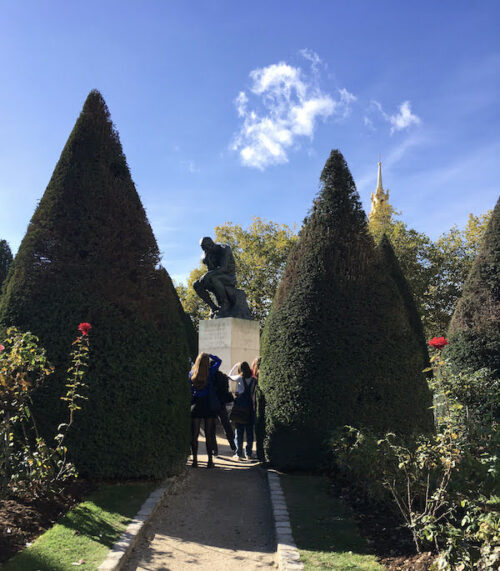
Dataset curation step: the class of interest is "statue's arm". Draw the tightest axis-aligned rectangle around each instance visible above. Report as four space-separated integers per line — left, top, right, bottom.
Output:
204 248 231 276
216 248 232 273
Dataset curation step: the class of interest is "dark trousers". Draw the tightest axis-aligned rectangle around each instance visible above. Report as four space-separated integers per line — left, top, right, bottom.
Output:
211 405 236 454
235 422 254 457
191 417 215 467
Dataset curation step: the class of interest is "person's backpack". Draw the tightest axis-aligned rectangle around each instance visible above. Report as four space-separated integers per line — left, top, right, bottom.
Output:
230 377 256 424
214 370 234 404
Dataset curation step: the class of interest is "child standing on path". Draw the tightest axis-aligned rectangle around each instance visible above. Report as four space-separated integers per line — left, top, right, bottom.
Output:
229 361 257 460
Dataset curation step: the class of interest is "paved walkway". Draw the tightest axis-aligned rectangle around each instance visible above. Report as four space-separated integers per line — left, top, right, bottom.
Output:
123 437 276 570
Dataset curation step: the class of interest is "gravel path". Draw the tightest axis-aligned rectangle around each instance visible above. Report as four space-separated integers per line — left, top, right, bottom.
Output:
123 437 276 570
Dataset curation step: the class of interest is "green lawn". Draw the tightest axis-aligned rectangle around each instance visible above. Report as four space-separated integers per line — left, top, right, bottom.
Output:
280 474 385 570
4 482 157 571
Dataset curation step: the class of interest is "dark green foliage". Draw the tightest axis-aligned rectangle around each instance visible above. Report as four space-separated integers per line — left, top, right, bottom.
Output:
0 90 190 478
158 266 197 360
377 235 429 358
182 311 198 361
0 240 13 291
259 150 433 470
447 196 500 379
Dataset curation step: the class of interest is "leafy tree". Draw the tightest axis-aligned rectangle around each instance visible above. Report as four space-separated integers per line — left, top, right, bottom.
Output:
259 150 433 470
368 200 400 244
0 240 13 290
429 212 492 336
177 217 297 328
385 222 435 319
369 208 491 338
0 90 190 479
176 266 210 327
446 196 500 379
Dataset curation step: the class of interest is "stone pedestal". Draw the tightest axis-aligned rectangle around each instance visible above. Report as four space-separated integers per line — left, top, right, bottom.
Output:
198 318 260 375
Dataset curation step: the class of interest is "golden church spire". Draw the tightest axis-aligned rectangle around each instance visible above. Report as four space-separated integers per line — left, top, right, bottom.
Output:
369 161 390 220
376 160 383 192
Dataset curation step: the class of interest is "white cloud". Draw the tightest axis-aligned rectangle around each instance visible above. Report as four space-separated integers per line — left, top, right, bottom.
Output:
389 101 421 133
371 99 421 134
338 88 357 118
235 92 248 117
299 48 322 73
232 54 355 169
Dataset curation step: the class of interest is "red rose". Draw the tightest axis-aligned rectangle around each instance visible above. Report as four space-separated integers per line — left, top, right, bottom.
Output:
0 344 4 352
78 323 92 336
428 337 448 350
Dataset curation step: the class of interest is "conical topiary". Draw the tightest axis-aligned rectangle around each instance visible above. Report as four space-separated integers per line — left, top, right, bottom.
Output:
0 90 190 478
259 150 433 470
377 234 429 358
447 196 500 378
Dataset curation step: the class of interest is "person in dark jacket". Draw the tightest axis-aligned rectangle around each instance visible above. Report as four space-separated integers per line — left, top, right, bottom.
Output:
189 352 221 468
210 370 236 456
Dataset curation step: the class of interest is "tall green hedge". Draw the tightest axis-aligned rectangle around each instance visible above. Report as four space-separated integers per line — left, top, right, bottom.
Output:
259 150 433 470
0 90 190 478
447 196 500 378
377 234 429 358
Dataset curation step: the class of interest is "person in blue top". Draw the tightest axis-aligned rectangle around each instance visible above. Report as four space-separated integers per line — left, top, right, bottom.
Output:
189 352 221 468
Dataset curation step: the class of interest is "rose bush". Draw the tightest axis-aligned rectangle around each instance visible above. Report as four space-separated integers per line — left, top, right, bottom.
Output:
429 337 449 351
77 322 92 336
0 324 90 497
330 338 499 569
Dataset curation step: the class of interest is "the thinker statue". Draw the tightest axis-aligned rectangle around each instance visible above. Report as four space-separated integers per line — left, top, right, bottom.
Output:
193 237 252 320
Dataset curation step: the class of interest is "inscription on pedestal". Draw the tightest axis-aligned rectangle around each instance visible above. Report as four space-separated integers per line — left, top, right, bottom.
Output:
200 320 231 348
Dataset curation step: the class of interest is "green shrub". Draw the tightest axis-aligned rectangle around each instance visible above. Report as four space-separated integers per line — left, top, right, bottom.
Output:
447 196 500 379
331 346 500 569
329 426 394 507
0 91 190 478
377 234 428 357
259 150 433 470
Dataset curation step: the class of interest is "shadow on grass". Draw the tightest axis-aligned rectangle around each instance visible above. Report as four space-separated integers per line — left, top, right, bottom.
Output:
4 482 156 571
63 483 154 546
280 473 384 570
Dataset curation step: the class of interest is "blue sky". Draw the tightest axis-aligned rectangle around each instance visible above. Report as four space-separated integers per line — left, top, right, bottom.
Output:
1 1 499 283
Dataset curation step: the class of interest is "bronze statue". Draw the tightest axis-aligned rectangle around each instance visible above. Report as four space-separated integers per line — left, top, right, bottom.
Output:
193 237 252 319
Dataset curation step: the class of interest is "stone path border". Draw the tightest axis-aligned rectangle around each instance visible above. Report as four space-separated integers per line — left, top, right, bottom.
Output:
97 465 302 570
97 472 185 571
267 470 304 570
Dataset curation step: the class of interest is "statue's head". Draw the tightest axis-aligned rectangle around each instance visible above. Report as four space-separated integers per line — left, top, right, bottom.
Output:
200 237 216 252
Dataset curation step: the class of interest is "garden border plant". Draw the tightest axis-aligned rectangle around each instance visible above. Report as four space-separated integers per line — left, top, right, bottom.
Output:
0 323 91 498
330 336 499 570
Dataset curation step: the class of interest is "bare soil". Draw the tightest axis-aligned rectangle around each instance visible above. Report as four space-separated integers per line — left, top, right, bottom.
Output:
334 485 437 570
0 479 96 564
